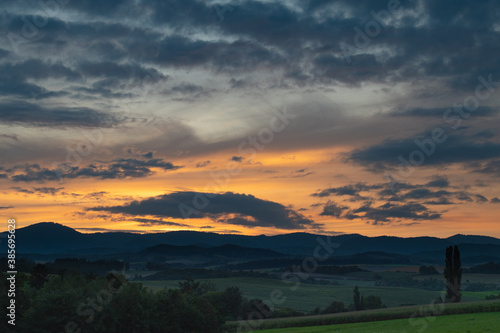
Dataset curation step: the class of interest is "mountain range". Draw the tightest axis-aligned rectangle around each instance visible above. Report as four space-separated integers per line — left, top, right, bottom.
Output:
3 222 500 266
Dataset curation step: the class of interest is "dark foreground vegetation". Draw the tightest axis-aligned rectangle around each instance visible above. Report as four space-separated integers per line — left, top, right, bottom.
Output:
1 271 241 333
3 267 499 333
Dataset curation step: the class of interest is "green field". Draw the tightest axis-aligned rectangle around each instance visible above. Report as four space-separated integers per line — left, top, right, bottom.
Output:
412 273 500 285
224 300 500 332
141 277 490 312
255 312 500 333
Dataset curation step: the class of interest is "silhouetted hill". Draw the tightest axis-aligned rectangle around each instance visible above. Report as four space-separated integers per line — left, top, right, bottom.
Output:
413 243 500 264
334 235 452 255
3 222 500 265
446 234 500 246
15 222 88 253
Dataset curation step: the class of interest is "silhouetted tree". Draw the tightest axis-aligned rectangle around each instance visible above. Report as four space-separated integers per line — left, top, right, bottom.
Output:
363 295 385 310
353 286 362 310
322 301 345 314
453 245 462 302
31 263 49 289
240 298 272 320
419 265 439 275
444 245 462 302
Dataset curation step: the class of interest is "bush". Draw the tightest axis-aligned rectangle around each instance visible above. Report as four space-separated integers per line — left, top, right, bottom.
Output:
363 295 385 310
485 294 500 300
419 265 439 275
321 301 346 314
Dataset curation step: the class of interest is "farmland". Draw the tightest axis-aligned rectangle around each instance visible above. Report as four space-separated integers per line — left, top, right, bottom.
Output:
141 274 500 312
254 311 500 333
223 300 500 332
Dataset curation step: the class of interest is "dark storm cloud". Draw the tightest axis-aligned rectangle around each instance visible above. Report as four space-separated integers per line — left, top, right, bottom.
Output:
0 100 119 128
320 201 348 217
32 187 65 195
314 176 490 223
90 191 321 230
200 0 499 88
230 156 243 162
84 191 108 199
157 35 282 72
397 188 489 204
11 186 67 195
0 49 9 58
312 183 383 199
0 59 79 99
425 177 450 188
161 83 213 100
77 61 165 82
0 80 66 100
0 59 81 81
401 189 453 200
0 0 498 104
472 159 500 176
195 160 211 168
141 152 154 159
11 187 35 194
475 194 489 203
349 131 500 171
345 201 441 224
390 106 500 118
8 158 182 182
64 0 132 17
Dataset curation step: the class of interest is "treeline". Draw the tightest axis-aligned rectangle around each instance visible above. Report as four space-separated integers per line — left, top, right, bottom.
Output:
465 262 500 274
223 254 418 270
0 257 128 275
139 267 271 280
0 271 280 333
311 286 386 316
375 277 444 291
314 265 368 275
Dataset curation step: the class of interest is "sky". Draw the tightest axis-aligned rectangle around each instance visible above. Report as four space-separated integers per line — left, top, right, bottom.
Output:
0 0 499 238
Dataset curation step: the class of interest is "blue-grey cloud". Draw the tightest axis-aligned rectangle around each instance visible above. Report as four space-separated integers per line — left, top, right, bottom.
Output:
0 100 119 128
314 176 490 223
345 201 441 224
320 201 348 217
8 157 181 182
390 106 500 118
90 191 322 230
195 160 211 168
349 131 500 172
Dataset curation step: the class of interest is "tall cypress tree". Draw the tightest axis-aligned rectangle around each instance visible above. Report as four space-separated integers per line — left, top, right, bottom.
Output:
453 245 462 302
353 286 361 310
444 245 462 302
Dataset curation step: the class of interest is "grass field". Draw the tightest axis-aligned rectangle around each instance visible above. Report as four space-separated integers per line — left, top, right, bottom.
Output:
141 277 490 312
224 300 500 332
255 311 500 333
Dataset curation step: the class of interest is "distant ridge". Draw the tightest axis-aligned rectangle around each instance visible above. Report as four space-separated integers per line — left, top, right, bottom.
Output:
3 222 500 265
